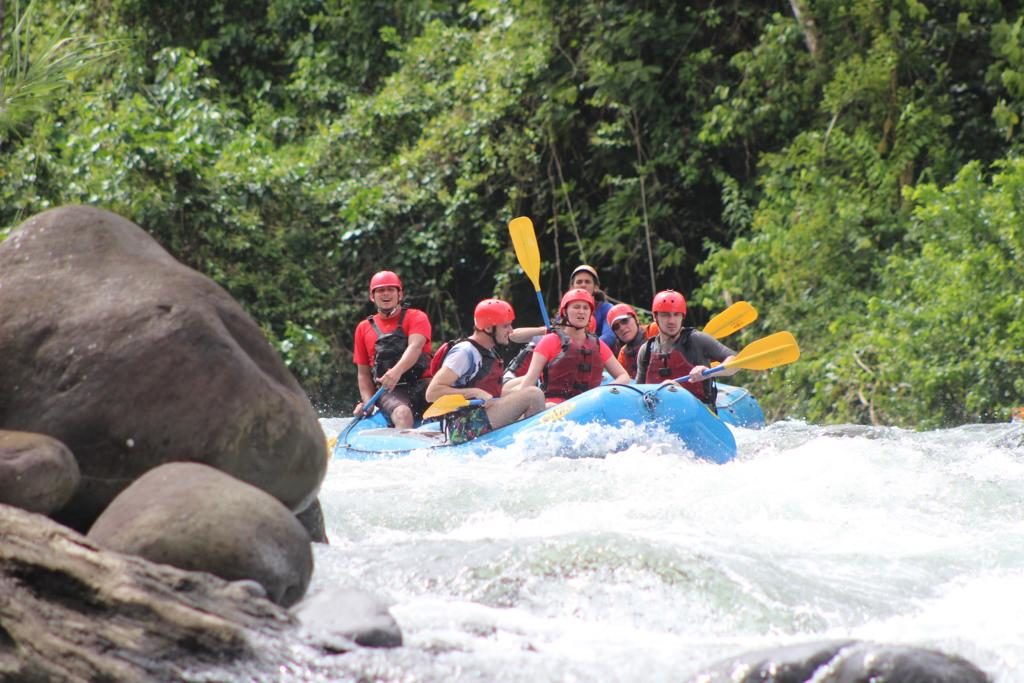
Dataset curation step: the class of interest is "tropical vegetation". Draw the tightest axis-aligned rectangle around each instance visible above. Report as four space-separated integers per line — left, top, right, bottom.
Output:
2 0 1023 426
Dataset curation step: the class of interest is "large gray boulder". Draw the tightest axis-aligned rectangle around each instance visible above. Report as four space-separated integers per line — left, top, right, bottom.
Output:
687 639 991 683
0 205 327 530
88 462 313 607
0 503 304 681
0 429 79 514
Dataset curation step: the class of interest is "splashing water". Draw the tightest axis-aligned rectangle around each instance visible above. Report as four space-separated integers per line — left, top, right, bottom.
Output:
285 419 1024 682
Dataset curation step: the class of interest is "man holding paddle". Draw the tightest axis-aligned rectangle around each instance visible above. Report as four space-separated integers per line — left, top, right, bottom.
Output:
425 298 546 444
636 290 738 409
352 270 432 429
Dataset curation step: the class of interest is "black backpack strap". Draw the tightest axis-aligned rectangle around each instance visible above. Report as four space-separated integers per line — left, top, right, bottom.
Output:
635 337 657 381
370 307 408 338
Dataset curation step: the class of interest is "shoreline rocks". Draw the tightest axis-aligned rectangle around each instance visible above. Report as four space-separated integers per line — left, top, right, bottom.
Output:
0 430 79 514
0 204 327 531
0 504 296 680
686 639 992 683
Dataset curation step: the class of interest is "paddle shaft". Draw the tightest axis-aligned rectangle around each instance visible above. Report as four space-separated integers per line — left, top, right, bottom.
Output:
339 385 389 443
675 365 729 383
362 385 387 414
534 292 551 329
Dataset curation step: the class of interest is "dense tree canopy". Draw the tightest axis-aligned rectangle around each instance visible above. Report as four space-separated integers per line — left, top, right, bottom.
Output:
3 0 1023 425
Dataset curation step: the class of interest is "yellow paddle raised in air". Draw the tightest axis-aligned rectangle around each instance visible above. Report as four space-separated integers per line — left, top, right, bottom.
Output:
703 301 757 340
508 216 552 329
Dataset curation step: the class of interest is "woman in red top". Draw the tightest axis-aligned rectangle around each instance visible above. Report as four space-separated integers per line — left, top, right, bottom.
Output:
517 289 630 407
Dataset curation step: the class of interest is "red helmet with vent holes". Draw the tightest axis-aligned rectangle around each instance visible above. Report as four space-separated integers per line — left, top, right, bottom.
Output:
652 290 686 315
606 303 638 328
559 288 595 318
368 271 403 299
474 298 515 329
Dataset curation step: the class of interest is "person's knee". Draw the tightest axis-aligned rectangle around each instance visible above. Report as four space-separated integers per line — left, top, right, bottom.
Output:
501 377 522 393
391 405 413 428
523 386 546 415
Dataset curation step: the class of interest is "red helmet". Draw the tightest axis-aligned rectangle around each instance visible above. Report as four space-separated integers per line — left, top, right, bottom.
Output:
474 298 515 329
606 303 638 328
652 290 687 315
368 270 403 299
559 288 595 318
570 264 600 286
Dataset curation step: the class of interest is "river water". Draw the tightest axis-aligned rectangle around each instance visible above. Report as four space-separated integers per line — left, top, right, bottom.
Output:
290 418 1024 682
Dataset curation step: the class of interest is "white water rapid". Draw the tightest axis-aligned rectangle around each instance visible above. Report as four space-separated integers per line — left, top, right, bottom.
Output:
287 418 1024 682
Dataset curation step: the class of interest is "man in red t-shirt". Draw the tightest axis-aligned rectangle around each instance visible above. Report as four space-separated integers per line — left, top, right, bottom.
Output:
352 271 432 429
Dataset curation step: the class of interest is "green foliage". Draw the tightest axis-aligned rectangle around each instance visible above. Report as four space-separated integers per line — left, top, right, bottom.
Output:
3 0 1024 422
861 160 1024 427
0 0 115 140
311 2 556 344
697 0 1020 424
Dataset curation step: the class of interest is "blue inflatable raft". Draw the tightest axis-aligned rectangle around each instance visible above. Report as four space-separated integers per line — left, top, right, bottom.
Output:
716 382 765 428
332 382 762 464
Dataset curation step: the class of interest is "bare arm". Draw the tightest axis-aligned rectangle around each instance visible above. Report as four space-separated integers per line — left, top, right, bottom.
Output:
354 364 376 415
603 355 630 384
424 366 492 402
510 326 547 344
512 349 549 392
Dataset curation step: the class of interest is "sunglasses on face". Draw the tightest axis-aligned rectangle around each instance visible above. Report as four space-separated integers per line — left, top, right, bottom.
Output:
612 319 631 332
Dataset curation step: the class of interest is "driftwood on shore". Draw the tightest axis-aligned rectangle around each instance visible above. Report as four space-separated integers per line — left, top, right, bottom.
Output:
0 504 298 681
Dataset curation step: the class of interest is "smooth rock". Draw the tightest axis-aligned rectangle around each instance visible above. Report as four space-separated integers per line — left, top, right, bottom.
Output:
0 429 79 514
686 639 991 683
296 496 329 544
88 462 313 607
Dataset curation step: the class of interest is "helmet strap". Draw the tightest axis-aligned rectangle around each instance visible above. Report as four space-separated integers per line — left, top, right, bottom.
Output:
564 316 590 331
486 326 504 345
472 326 501 348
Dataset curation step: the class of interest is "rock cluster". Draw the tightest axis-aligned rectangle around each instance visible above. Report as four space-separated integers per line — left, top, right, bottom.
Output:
0 206 403 675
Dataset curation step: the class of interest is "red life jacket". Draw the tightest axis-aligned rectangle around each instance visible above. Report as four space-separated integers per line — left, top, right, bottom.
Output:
543 330 604 400
617 333 646 379
637 330 710 403
429 338 504 397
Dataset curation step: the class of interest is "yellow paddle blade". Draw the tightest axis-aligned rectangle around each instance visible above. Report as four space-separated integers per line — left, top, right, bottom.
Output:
509 216 542 291
703 301 758 340
722 331 800 371
423 394 472 419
